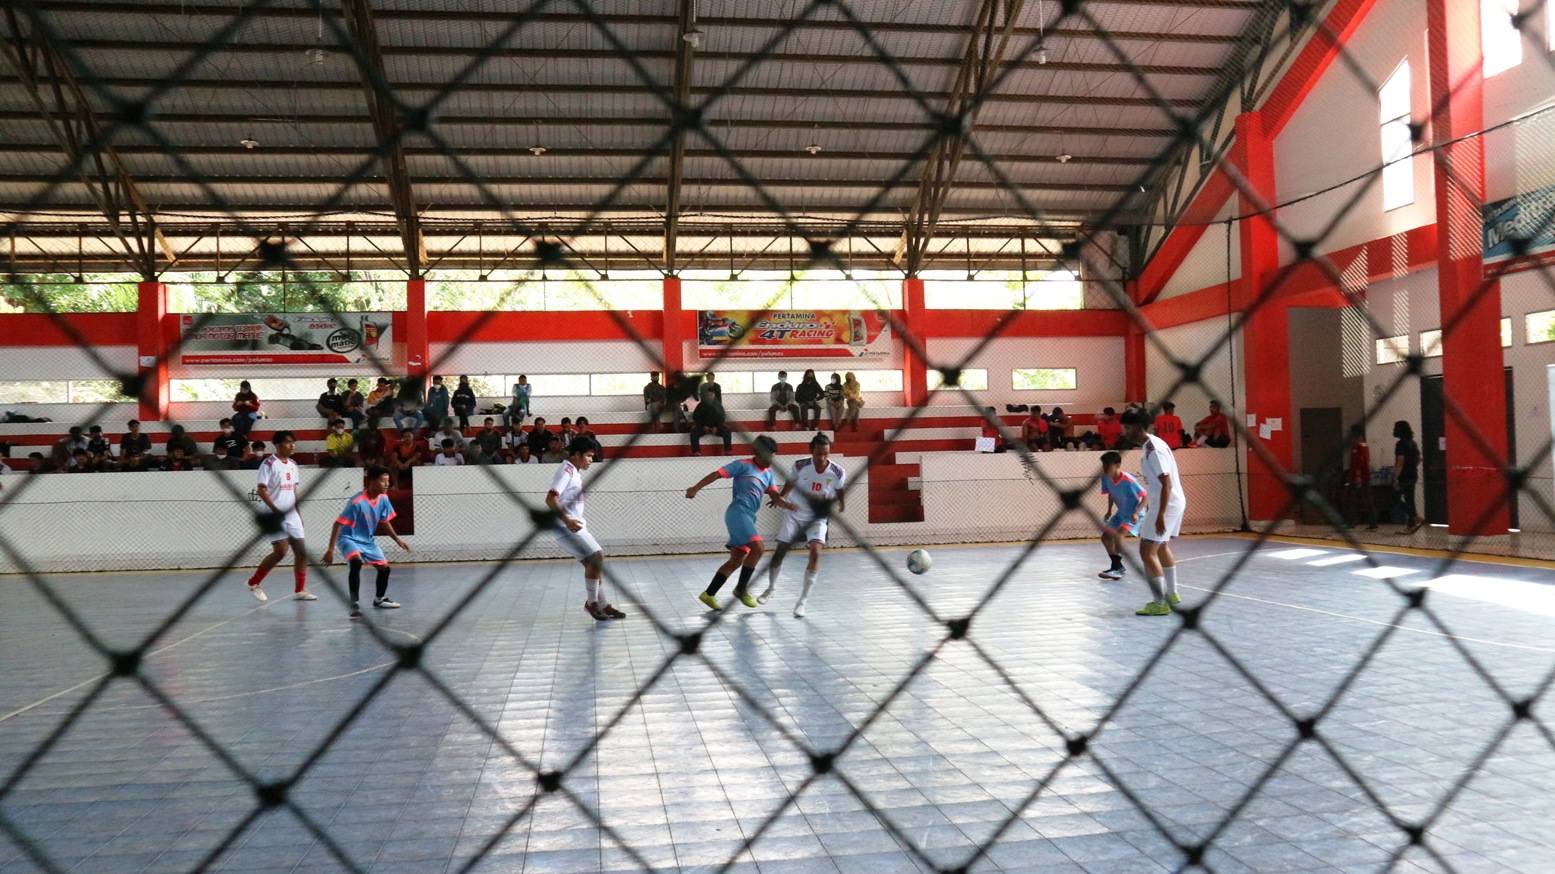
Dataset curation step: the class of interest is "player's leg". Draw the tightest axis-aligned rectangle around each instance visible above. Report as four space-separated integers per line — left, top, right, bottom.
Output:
700 546 747 610
372 564 397 609
759 541 791 604
589 552 625 618
347 558 364 617
793 539 823 618
247 537 289 600
290 535 315 599
731 538 765 607
1135 539 1170 615
1099 526 1125 579
1160 541 1179 606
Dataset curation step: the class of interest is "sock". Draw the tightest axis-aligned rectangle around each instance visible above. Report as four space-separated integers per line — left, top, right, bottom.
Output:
1147 576 1165 602
584 576 598 605
248 566 271 587
590 578 604 606
375 566 391 600
735 565 756 593
294 567 307 594
1109 552 1123 571
348 560 362 603
706 571 729 596
1164 566 1178 596
799 570 817 603
768 558 783 588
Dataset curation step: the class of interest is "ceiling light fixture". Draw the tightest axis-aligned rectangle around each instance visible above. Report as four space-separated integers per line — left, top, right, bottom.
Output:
682 28 703 47
1035 43 1049 64
805 142 822 155
240 136 258 149
306 47 328 66
1055 152 1071 163
528 120 546 156
1034 0 1049 64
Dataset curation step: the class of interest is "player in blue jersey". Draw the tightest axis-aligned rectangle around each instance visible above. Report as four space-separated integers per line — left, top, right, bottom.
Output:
1096 450 1147 580
323 465 410 618
685 435 796 610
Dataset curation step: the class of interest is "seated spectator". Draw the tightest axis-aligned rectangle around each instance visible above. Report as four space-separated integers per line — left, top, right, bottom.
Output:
526 417 552 457
53 426 89 470
239 441 266 470
316 378 345 423
431 418 464 450
26 451 56 474
575 416 603 461
165 424 200 463
231 380 260 439
1192 400 1233 448
356 419 386 468
425 374 451 431
511 441 539 464
795 369 823 430
341 379 366 428
367 377 395 423
824 372 845 431
467 441 495 465
506 375 532 426
979 407 1008 453
842 372 864 431
451 375 477 428
698 372 723 405
540 433 568 463
67 447 93 472
164 444 195 471
388 428 421 487
766 371 801 430
1047 407 1075 449
392 377 427 433
121 419 151 459
473 417 503 459
643 371 669 431
1087 407 1121 450
434 438 464 466
323 419 356 467
212 418 244 467
86 425 115 471
666 371 694 430
1153 401 1184 449
1021 407 1050 452
556 417 577 445
690 398 733 456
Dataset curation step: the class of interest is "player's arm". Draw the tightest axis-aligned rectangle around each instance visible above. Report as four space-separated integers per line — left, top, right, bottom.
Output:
380 519 410 552
546 490 583 532
685 470 721 499
322 518 345 564
1153 474 1172 534
256 483 281 514
767 485 797 511
1391 450 1404 487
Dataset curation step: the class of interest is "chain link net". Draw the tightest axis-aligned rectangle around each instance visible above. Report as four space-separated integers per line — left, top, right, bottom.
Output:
1 0 1553 872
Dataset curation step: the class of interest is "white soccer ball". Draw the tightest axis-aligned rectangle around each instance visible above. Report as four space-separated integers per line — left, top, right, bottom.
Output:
907 549 933 575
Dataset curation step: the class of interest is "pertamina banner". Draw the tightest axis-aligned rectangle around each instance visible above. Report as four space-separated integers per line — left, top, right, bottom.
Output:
180 313 392 365
697 310 892 359
1483 180 1555 276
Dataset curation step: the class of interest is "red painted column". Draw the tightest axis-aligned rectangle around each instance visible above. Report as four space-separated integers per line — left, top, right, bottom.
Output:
1235 110 1293 521
1427 0 1508 535
901 277 928 407
661 277 685 377
405 278 428 377
1124 280 1147 402
136 281 168 421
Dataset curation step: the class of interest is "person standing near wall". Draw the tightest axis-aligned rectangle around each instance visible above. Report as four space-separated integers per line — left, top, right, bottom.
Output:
1392 420 1424 535
1119 410 1187 616
1344 425 1378 530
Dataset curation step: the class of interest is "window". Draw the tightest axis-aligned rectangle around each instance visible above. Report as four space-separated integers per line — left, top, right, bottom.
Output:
928 369 989 391
428 270 660 312
1528 309 1555 343
1422 318 1513 356
1482 0 1522 77
1503 316 1513 347
1379 60 1414 211
852 371 904 393
1012 368 1078 391
0 380 134 404
921 270 1083 310
590 373 653 396
681 270 903 311
1376 335 1409 364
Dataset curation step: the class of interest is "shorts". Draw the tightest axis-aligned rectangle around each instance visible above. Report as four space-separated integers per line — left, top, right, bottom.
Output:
778 514 828 545
340 537 387 566
1140 503 1185 543
724 505 762 551
271 509 305 543
1104 512 1138 537
554 526 603 561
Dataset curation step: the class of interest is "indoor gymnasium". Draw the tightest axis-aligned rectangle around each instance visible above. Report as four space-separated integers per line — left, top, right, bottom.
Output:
0 1 1552 872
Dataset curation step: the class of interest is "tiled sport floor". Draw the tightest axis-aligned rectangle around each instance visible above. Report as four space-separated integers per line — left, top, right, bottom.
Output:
0 536 1551 874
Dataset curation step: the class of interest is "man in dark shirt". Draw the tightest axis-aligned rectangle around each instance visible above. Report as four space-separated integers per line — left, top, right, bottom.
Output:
644 371 669 430
526 417 553 457
1392 420 1423 534
690 398 733 456
341 379 366 428
316 378 345 423
212 418 245 468
121 419 152 458
473 417 503 458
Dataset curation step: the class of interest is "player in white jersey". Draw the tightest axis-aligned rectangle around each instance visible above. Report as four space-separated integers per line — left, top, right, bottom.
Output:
246 431 315 602
1120 410 1188 616
546 436 625 620
758 433 846 617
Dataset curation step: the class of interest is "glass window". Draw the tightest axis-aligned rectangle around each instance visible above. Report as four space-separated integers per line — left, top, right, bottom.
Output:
681 270 903 311
921 270 1083 310
685 371 756 394
1379 60 1414 211
853 371 904 393
1527 309 1555 344
928 369 989 391
0 275 139 313
1012 368 1078 390
1376 335 1409 364
591 373 654 396
1482 0 1522 77
428 270 660 312
0 381 70 404
1502 316 1512 347
1420 329 1443 358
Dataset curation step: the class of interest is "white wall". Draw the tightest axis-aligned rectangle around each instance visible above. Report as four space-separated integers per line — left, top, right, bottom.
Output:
924 336 1126 410
0 451 1245 574
1145 319 1246 426
1156 199 1240 301
1288 307 1368 473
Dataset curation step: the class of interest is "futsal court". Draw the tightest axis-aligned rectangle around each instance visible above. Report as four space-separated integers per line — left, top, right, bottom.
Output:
1 537 1550 874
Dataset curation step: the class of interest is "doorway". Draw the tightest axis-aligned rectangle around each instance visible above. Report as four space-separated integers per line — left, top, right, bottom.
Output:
1299 407 1345 523
1420 369 1516 527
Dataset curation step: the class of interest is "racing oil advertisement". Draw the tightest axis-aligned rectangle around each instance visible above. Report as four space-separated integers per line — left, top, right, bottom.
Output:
696 310 893 358
180 313 392 365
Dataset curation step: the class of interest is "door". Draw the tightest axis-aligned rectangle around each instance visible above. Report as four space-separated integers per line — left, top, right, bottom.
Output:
1299 407 1345 524
1420 369 1516 527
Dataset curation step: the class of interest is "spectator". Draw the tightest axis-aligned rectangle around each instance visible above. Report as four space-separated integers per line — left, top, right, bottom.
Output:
473 417 503 459
434 438 464 466
526 417 552 457
507 375 532 425
575 416 603 461
212 418 244 468
699 372 723 405
467 441 494 465
392 377 426 433
366 377 394 423
1344 424 1378 530
643 371 669 430
323 419 356 467
231 380 260 439
1047 407 1075 449
557 417 578 446
165 424 200 462
1021 406 1050 452
432 417 465 450
824 372 845 431
1392 420 1423 534
315 378 345 423
1153 401 1184 450
53 426 88 469
765 371 801 430
842 372 864 431
666 370 694 430
511 441 539 464
164 444 195 472
388 428 422 487
690 397 733 456
795 369 823 430
26 451 57 474
121 419 151 459
451 375 477 429
67 448 93 472
85 425 115 471
540 433 568 463
1192 400 1232 448
341 378 366 428
1093 407 1122 450
979 407 1007 452
425 375 451 431
239 441 266 470
356 418 386 468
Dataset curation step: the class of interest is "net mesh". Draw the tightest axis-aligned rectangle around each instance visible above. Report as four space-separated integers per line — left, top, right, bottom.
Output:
1 0 1553 872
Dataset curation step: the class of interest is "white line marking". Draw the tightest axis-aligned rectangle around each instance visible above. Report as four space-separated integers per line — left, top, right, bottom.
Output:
1267 548 1329 560
1351 566 1420 579
1309 555 1367 566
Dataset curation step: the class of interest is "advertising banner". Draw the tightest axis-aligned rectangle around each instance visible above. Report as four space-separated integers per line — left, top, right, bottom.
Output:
1483 181 1555 275
696 310 893 359
180 313 392 365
